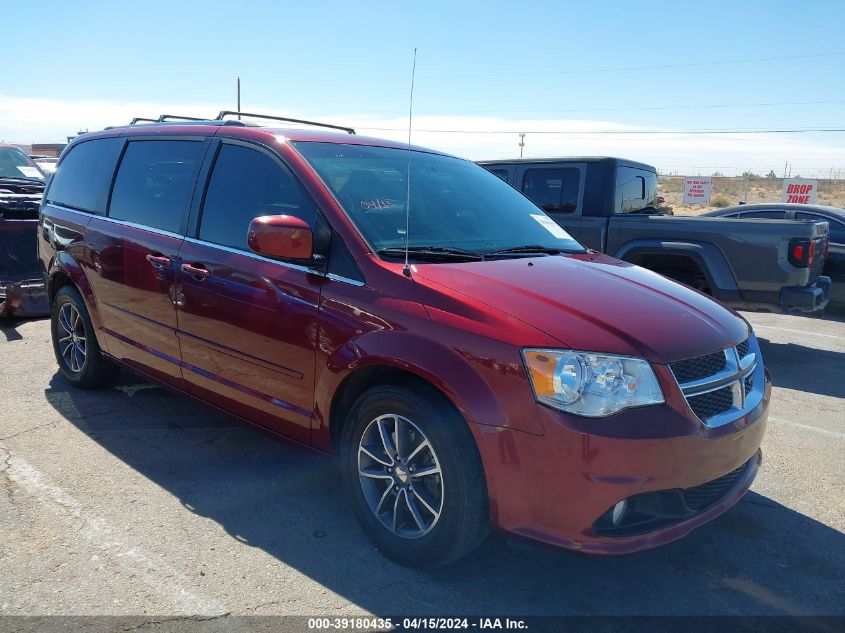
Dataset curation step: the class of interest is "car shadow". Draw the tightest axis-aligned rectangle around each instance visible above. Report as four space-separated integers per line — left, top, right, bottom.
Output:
44 372 845 616
757 337 845 399
743 308 845 323
792 309 845 323
820 305 845 320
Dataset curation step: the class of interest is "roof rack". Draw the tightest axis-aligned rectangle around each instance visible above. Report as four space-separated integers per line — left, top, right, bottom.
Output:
120 116 245 128
216 110 355 134
157 114 207 122
118 112 355 133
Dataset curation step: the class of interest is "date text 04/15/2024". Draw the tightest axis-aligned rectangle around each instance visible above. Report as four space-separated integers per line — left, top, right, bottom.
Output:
307 618 529 630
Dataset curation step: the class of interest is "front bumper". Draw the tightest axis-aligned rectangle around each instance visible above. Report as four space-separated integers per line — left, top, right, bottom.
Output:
472 370 770 554
779 275 830 313
0 279 50 318
590 451 759 540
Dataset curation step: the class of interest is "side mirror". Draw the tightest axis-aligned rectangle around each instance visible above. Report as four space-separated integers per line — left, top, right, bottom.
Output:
247 215 313 261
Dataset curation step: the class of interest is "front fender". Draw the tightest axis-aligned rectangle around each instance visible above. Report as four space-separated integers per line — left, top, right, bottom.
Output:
314 329 544 446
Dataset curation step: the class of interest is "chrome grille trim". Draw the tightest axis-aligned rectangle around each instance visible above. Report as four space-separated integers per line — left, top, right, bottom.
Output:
669 334 765 428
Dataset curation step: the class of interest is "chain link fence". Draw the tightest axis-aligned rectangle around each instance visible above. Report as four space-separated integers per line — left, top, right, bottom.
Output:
658 176 845 215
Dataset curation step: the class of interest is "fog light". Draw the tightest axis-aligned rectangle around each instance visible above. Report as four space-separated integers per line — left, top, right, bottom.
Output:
612 500 628 526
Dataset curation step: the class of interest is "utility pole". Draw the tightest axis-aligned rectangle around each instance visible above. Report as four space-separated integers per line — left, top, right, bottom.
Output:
519 133 525 158
237 76 241 120
743 168 751 203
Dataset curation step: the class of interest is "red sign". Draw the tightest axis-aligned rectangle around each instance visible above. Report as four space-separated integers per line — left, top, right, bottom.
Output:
781 179 818 204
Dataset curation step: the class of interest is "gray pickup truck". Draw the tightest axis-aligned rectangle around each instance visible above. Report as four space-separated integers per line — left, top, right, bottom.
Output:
480 157 831 313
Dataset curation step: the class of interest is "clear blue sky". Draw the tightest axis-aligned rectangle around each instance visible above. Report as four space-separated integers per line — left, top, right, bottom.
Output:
3 0 844 174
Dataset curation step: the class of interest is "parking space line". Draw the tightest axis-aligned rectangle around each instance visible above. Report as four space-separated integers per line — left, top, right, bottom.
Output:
752 324 843 341
3 452 228 614
769 416 845 440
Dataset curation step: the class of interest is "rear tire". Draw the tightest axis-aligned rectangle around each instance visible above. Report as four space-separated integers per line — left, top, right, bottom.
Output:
661 267 712 296
51 286 110 389
340 383 489 568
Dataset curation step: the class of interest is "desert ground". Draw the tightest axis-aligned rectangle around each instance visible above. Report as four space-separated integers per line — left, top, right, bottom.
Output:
659 176 845 215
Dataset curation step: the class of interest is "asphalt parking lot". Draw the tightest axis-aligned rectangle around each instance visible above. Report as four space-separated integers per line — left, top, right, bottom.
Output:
1 311 843 617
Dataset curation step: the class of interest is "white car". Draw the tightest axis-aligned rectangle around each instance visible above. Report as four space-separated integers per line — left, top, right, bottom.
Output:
33 157 58 174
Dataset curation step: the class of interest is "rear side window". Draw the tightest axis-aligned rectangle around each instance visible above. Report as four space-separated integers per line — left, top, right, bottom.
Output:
521 168 579 213
109 140 205 233
488 168 509 182
739 210 787 219
46 138 122 214
615 166 658 213
198 143 317 251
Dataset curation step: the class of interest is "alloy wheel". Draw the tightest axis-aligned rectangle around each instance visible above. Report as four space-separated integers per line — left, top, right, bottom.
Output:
57 303 86 373
357 413 444 539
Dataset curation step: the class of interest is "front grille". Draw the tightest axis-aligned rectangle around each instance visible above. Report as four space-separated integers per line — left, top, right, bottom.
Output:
0 199 40 220
669 350 726 384
670 336 760 426
688 385 734 420
0 186 43 195
683 461 750 512
0 207 39 219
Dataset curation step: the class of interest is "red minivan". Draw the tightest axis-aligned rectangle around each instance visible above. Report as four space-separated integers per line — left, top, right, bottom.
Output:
39 116 769 568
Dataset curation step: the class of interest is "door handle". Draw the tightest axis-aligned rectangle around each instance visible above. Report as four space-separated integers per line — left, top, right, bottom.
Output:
145 253 171 269
181 262 211 280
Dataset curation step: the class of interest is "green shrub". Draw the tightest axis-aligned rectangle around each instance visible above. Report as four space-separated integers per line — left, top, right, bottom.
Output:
710 193 732 208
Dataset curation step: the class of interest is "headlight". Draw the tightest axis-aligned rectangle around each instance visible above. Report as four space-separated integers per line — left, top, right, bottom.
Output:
522 349 664 417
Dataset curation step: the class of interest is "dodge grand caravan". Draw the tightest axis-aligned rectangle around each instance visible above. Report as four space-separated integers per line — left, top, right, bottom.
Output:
39 114 770 568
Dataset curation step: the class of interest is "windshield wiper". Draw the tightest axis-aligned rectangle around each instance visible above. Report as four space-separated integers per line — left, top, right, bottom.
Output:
486 245 570 257
377 246 485 262
0 176 45 185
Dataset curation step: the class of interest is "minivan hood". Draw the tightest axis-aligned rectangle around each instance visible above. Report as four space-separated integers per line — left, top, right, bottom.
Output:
414 253 749 363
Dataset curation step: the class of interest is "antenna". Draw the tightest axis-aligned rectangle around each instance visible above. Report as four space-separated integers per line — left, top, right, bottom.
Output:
402 48 418 279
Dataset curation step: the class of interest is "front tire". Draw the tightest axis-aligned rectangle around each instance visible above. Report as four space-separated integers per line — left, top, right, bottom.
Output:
340 384 489 568
51 286 110 389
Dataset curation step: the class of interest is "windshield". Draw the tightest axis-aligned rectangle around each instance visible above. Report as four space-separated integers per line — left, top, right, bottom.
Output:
0 147 45 181
293 142 586 260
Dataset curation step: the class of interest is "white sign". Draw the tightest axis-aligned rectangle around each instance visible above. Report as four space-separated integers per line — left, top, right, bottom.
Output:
781 178 818 204
530 214 574 240
683 177 712 205
16 166 42 178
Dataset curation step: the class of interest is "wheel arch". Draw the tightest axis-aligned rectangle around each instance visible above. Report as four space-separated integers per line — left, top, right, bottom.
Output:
47 252 104 334
328 364 454 454
614 239 739 301
314 330 533 453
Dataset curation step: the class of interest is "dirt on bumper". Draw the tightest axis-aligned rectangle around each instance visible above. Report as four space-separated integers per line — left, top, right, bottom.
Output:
0 279 49 318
